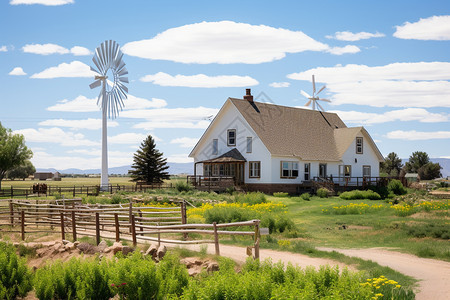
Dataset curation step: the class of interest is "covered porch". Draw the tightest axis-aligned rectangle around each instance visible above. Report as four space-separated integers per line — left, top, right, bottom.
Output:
188 149 246 191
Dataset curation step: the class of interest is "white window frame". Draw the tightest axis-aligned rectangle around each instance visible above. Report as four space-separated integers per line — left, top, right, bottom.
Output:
281 161 299 178
356 137 363 154
227 129 236 146
249 161 260 178
212 139 218 155
304 163 310 181
363 165 371 177
246 137 252 153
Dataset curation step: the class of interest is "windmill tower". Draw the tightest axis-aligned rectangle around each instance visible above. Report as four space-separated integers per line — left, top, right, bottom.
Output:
89 40 128 190
301 75 331 111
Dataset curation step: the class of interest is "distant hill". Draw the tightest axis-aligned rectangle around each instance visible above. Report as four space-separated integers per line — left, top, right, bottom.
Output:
37 162 194 176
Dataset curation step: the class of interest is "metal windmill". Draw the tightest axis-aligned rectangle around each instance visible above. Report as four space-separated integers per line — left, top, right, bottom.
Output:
89 40 128 190
300 75 331 111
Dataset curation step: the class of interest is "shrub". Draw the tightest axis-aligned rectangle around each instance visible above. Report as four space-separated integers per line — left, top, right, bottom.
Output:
0 242 32 299
273 192 289 197
388 179 407 195
339 190 381 200
316 188 329 198
300 193 311 201
111 194 123 204
233 192 266 205
175 181 193 193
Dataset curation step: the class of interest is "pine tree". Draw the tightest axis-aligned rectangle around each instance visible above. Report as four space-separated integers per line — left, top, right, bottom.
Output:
129 135 169 184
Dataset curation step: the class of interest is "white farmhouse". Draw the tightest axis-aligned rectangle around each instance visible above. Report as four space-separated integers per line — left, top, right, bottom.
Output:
189 89 384 194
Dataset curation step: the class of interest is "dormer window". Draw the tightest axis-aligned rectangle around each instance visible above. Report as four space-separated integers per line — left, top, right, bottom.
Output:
356 137 363 154
212 139 218 155
227 129 236 146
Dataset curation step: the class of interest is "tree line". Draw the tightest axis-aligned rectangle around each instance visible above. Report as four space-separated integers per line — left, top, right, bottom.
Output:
381 151 442 180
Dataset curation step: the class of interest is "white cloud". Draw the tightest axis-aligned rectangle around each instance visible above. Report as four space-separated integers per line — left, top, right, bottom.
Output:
170 137 198 148
23 43 92 56
108 133 161 144
386 130 450 140
394 15 450 40
141 72 258 88
122 21 329 64
13 127 99 147
0 46 7 52
269 82 290 88
133 120 210 130
69 46 92 56
440 156 450 159
10 0 73 5
31 61 95 79
287 62 450 107
38 118 119 130
47 95 167 112
326 31 385 41
331 108 449 125
9 67 27 76
121 107 219 122
326 45 361 55
166 154 193 163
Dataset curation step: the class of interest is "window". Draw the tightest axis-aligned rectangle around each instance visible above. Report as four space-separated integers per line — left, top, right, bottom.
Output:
212 139 218 155
246 137 252 153
344 165 351 177
212 164 219 176
227 129 236 146
249 161 261 178
281 161 299 178
319 163 327 178
304 163 310 181
203 164 211 176
363 165 371 177
356 137 363 154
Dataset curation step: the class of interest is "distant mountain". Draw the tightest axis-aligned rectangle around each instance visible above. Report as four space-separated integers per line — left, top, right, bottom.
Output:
37 162 194 176
401 158 449 178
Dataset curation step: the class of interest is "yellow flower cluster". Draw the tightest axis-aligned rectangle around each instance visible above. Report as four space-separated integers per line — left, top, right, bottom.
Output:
324 203 386 214
361 275 401 299
187 202 287 217
139 202 179 212
277 239 291 248
392 200 448 216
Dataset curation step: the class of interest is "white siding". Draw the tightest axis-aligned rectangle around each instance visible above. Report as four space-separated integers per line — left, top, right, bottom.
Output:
340 132 380 178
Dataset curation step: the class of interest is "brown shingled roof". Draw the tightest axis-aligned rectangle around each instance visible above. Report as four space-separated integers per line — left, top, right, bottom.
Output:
199 148 247 163
230 98 347 161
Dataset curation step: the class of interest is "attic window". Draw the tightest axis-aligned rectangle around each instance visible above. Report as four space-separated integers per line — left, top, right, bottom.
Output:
356 137 363 154
227 129 236 146
212 139 218 155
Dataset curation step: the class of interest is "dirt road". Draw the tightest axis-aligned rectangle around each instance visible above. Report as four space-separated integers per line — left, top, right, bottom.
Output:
179 244 449 300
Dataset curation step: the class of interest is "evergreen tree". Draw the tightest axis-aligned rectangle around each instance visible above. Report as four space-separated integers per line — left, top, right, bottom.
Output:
404 151 430 173
129 135 169 184
381 152 403 176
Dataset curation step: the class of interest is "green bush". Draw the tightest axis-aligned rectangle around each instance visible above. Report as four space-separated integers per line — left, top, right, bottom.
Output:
175 181 193 193
0 242 33 299
316 188 329 198
339 190 381 200
367 185 389 199
273 192 289 198
111 194 123 204
233 192 266 205
388 179 407 195
403 222 449 240
300 193 311 201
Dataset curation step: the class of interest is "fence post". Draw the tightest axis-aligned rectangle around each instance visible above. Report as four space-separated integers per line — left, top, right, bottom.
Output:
21 210 25 241
138 210 144 236
157 222 161 247
9 201 14 226
181 201 188 240
60 212 65 241
114 213 120 242
254 221 260 260
95 212 100 245
11 186 13 198
213 222 220 256
131 215 137 247
129 201 133 233
71 210 77 242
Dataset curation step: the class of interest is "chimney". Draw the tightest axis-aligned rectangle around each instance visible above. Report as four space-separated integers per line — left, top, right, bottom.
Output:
243 88 253 103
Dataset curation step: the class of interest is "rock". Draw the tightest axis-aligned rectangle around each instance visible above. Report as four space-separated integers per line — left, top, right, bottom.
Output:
206 262 219 273
122 246 134 256
156 245 167 260
144 245 158 258
73 241 80 246
96 240 108 252
103 247 111 253
52 243 63 254
65 242 76 250
111 242 123 254
62 239 70 245
77 242 96 254
58 248 66 253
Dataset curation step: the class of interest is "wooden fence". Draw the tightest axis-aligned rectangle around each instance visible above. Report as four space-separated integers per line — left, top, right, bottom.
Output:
0 199 261 258
0 183 175 199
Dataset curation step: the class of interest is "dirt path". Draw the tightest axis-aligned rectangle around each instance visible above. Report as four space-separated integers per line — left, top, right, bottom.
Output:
317 247 450 300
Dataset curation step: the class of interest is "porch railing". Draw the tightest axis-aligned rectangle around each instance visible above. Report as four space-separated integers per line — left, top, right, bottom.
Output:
187 176 235 191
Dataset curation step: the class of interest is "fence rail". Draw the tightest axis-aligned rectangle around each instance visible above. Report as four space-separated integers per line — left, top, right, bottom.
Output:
0 199 261 259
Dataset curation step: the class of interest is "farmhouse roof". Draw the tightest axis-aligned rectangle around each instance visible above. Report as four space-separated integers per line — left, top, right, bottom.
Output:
230 98 347 161
199 148 247 163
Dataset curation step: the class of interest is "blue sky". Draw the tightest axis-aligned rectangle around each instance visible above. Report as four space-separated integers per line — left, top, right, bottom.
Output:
1 0 449 170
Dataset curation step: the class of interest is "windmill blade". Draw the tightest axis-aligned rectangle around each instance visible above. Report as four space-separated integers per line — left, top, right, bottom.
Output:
92 55 104 74
117 81 128 93
115 52 124 68
90 65 101 75
89 80 102 89
319 98 331 103
316 102 325 112
119 77 129 83
117 67 128 77
316 85 326 95
305 99 312 107
300 90 311 99
95 46 105 70
312 75 316 94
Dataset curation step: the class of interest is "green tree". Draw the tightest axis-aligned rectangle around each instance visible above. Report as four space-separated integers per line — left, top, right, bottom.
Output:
404 151 430 173
381 152 403 176
6 160 36 180
129 135 169 184
418 162 442 180
0 123 33 189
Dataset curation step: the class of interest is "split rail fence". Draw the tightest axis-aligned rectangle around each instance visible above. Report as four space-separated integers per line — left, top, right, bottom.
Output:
0 199 261 258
